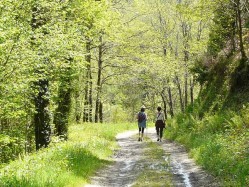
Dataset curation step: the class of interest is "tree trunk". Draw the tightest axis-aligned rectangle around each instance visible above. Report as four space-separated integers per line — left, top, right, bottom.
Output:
236 0 247 61
190 77 194 106
95 36 103 123
25 119 33 154
89 70 93 122
75 90 81 123
167 86 174 117
99 101 103 123
83 39 92 122
175 32 179 58
83 75 89 122
31 5 51 150
34 79 51 150
160 92 168 120
184 74 188 109
175 75 184 112
231 10 236 54
54 84 71 140
181 20 190 111
94 92 100 123
54 58 72 140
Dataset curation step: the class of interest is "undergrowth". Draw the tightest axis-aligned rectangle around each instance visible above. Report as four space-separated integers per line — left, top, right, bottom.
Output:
0 123 136 187
167 52 249 186
166 108 249 186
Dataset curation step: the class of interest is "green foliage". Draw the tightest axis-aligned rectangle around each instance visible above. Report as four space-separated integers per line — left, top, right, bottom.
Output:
207 0 235 56
1 0 247 185
166 111 249 186
106 105 132 123
166 54 249 185
0 123 137 187
191 59 209 86
0 0 114 162
0 134 26 164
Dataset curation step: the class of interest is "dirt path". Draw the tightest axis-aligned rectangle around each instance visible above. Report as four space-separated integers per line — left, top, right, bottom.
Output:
85 128 219 187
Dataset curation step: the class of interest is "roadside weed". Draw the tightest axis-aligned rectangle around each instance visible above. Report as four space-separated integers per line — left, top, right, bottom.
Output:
166 112 249 186
0 123 136 187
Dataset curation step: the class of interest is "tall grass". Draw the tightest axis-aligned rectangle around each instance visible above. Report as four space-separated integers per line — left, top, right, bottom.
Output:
0 123 137 187
165 111 249 186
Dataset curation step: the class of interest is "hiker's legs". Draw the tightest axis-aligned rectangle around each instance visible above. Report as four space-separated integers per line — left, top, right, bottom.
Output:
139 127 141 134
138 127 145 141
156 126 159 135
139 127 144 134
159 127 164 141
156 126 160 141
138 127 141 141
141 127 145 140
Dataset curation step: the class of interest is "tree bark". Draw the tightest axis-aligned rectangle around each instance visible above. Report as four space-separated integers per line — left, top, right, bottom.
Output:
89 69 93 122
83 39 92 122
54 58 73 140
160 92 168 120
175 75 184 112
95 36 103 123
25 121 33 153
83 74 89 122
181 20 190 110
34 79 51 150
31 4 51 150
99 101 103 123
75 90 81 123
231 6 237 54
167 85 174 117
184 74 188 109
54 83 71 140
236 0 247 61
190 77 194 106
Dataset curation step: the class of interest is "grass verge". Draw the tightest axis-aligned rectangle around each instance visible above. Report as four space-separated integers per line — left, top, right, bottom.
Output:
165 113 249 186
0 123 136 187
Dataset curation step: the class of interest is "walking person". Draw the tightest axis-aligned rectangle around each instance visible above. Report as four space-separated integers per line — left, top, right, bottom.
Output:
137 106 147 141
155 106 165 142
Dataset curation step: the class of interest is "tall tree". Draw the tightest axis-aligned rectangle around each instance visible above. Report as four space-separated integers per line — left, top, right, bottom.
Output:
83 38 93 122
31 2 51 150
233 0 247 61
54 57 73 140
95 35 103 123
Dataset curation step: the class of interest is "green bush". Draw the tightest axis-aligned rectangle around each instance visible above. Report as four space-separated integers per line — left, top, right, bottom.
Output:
0 134 26 164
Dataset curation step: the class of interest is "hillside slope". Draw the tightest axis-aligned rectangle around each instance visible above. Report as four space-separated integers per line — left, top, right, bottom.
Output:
166 50 249 186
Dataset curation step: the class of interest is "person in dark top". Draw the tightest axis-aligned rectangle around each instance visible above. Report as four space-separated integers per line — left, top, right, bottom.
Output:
137 106 147 141
155 106 165 142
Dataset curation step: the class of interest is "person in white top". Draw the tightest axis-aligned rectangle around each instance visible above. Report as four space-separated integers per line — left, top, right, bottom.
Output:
155 106 165 142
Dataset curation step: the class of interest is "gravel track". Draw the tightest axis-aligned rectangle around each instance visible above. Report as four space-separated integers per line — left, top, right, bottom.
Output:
85 128 219 187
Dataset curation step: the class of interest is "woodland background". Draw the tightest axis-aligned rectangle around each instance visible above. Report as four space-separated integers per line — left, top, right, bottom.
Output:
0 0 249 185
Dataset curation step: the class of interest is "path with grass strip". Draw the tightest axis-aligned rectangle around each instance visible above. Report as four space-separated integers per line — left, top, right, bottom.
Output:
85 128 219 187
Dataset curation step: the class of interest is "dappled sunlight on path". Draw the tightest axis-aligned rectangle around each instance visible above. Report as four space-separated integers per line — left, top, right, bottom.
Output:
85 128 219 187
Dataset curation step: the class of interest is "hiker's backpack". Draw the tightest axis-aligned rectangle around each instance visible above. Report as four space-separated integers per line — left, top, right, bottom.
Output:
138 112 145 122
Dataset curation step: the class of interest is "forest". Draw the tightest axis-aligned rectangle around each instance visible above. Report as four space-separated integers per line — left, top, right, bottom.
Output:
0 0 249 186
